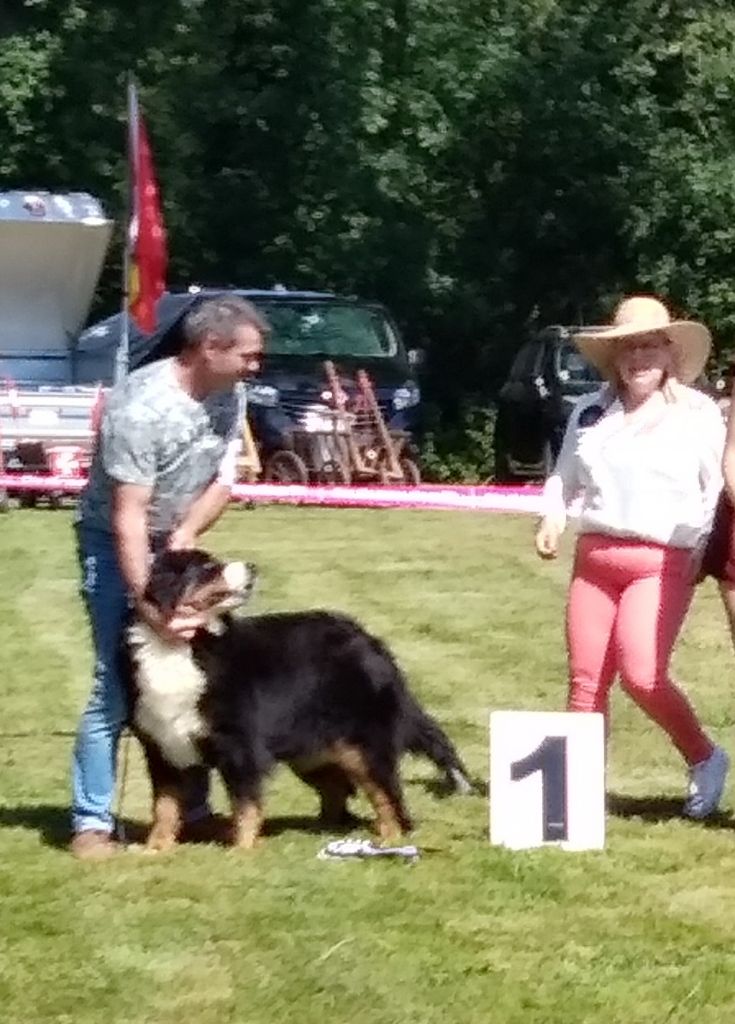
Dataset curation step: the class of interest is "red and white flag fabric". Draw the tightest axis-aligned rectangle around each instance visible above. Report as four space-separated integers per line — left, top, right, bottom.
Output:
127 82 167 334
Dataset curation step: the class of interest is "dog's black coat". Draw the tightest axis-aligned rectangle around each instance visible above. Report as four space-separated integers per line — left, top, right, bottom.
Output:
122 550 471 846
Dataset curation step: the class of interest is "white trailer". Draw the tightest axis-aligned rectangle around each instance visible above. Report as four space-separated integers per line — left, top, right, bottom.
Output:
0 190 113 507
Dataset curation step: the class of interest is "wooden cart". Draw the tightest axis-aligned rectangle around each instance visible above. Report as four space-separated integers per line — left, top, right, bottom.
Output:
322 361 420 486
261 362 421 486
236 413 262 483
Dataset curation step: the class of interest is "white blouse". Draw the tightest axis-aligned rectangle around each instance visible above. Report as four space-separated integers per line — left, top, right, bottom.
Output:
541 384 725 550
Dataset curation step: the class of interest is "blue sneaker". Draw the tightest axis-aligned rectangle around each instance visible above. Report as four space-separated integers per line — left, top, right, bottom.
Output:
683 746 729 819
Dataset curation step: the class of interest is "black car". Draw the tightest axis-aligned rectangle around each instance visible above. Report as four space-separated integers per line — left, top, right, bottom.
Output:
494 325 603 482
75 287 423 473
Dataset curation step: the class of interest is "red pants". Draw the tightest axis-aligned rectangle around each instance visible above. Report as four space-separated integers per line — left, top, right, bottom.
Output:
566 534 712 766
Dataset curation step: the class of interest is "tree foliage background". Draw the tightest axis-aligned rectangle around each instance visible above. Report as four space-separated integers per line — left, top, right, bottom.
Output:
3 0 735 432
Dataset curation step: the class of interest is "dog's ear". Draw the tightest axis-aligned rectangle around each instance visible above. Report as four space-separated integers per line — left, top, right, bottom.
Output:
144 549 225 615
144 550 196 614
143 565 188 616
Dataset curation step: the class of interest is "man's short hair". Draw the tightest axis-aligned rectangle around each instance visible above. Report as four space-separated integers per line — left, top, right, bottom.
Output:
182 295 269 349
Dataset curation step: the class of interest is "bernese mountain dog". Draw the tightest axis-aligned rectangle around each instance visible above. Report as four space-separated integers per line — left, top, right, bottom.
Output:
121 549 471 852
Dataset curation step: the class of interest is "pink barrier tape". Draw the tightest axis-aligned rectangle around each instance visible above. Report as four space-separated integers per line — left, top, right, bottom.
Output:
0 474 87 493
230 482 543 513
0 474 544 513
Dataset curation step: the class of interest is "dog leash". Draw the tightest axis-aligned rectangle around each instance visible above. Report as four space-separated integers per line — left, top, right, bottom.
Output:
114 729 132 845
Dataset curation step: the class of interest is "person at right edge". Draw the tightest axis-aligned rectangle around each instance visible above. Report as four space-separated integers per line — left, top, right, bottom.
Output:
702 369 735 668
534 295 729 819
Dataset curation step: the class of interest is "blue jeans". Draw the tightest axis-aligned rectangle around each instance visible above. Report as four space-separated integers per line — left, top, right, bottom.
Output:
72 525 210 835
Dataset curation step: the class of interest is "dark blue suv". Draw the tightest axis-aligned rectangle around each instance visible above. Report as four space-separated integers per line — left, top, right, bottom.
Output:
75 287 423 476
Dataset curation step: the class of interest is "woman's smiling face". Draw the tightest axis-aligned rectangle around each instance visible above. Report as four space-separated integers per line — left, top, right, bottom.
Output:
614 331 673 399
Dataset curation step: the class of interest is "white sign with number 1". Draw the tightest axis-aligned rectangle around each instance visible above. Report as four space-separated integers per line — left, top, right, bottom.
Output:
489 710 605 851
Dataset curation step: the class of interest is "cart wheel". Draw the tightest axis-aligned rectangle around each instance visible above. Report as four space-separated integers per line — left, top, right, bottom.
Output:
376 450 413 486
0 490 8 514
317 460 351 485
264 451 310 485
19 492 37 509
399 457 421 486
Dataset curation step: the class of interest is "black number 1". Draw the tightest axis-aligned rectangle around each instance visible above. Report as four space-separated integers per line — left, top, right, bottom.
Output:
510 735 568 841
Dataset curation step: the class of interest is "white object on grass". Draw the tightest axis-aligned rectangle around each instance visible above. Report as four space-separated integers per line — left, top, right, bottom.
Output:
317 838 420 861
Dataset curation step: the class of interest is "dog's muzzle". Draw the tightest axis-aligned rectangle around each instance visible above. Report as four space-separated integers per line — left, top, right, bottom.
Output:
223 561 257 599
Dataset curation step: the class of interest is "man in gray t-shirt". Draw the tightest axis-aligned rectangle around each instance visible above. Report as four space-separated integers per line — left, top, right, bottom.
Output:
71 295 267 860
79 357 243 541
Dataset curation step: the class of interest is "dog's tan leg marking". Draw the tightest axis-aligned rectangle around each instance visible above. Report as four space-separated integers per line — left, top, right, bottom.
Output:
231 798 263 850
332 742 403 841
146 790 182 853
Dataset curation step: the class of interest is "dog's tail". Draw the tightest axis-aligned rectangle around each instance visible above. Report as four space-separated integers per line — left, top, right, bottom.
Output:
402 699 473 795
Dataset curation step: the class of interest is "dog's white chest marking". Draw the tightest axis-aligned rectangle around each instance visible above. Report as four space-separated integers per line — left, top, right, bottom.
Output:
128 623 208 769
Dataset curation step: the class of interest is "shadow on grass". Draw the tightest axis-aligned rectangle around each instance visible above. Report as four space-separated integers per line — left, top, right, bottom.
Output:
0 803 78 849
0 804 379 850
263 812 372 837
608 793 735 829
0 781 478 851
0 804 157 849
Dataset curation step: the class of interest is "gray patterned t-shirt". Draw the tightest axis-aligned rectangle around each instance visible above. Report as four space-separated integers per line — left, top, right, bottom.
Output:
77 358 243 537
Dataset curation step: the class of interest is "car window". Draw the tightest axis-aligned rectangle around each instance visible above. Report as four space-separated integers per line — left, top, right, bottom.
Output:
555 341 600 383
257 302 398 358
75 295 401 374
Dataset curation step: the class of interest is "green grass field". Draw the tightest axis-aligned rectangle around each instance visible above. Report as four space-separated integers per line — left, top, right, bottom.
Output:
2 506 735 1023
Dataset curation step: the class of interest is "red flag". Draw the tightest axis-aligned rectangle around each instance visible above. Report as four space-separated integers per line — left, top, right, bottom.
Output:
127 82 167 333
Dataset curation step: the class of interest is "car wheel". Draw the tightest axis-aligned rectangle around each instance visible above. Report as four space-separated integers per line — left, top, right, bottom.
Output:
493 436 515 483
264 451 310 485
399 457 421 486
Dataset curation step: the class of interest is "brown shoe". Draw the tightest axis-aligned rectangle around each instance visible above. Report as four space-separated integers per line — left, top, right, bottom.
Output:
70 829 120 860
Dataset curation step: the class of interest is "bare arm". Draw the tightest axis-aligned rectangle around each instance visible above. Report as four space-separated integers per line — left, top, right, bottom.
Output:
111 482 204 640
168 437 240 550
168 481 232 551
111 482 153 599
534 396 592 558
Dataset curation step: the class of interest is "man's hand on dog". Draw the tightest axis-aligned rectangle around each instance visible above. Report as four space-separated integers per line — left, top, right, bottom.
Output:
135 597 205 643
168 525 197 552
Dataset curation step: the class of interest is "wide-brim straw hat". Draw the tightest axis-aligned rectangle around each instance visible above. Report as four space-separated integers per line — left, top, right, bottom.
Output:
573 295 711 385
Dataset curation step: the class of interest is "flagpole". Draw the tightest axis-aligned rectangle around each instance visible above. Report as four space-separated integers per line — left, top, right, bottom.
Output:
115 74 136 384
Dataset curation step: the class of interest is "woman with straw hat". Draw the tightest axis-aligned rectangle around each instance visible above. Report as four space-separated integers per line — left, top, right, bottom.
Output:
535 294 728 819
